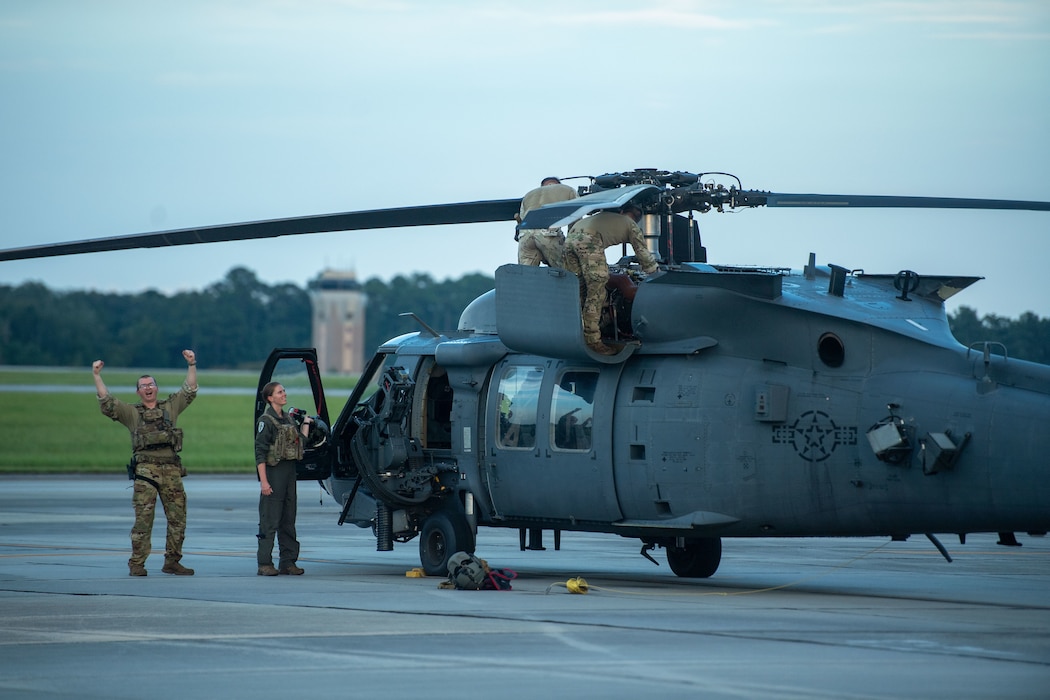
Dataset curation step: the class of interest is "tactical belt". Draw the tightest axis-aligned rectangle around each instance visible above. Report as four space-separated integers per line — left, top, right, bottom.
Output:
132 456 178 492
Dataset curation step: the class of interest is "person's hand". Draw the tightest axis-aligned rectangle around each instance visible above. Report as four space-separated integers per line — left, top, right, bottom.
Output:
92 360 104 375
261 482 273 496
183 349 196 365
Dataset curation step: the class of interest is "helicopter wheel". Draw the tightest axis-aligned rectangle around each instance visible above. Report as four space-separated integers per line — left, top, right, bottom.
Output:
666 537 722 578
418 509 475 576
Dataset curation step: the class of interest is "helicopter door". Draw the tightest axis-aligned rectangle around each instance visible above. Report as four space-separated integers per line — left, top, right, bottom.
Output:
486 358 624 523
256 348 333 481
412 357 453 451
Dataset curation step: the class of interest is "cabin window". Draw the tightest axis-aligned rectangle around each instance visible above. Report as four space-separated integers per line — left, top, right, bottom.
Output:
551 370 597 451
497 365 543 449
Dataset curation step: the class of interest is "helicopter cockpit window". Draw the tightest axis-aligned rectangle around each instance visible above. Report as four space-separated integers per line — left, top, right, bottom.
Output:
497 366 543 449
551 370 597 452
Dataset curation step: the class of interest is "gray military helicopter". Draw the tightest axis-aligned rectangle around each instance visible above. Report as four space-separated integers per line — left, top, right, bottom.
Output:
4 168 1050 578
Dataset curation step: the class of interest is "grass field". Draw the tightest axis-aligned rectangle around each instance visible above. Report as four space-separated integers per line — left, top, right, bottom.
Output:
0 367 358 473
0 366 360 389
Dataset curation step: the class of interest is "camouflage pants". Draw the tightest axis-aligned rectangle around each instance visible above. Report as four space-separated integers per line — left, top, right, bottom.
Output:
517 229 565 268
563 237 609 346
130 461 187 567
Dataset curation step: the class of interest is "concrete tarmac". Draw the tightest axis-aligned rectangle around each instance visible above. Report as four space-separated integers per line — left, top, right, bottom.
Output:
1 475 1047 699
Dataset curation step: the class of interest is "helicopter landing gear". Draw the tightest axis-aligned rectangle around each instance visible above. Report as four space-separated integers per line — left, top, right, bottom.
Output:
666 537 722 578
418 508 475 576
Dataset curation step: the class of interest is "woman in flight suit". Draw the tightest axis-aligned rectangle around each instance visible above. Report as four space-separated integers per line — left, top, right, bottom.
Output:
255 381 312 576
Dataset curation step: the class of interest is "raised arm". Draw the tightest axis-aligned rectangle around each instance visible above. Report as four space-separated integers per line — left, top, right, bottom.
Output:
92 359 108 398
182 349 198 390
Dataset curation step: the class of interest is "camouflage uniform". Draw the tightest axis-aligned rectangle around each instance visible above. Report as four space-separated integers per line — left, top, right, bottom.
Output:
99 382 196 571
564 212 659 348
254 405 303 571
516 182 578 267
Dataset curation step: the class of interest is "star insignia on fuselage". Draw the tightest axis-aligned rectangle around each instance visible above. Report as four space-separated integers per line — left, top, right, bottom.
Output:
772 410 857 463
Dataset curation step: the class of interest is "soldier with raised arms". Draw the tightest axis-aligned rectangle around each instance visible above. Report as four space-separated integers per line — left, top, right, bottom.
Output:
93 350 198 577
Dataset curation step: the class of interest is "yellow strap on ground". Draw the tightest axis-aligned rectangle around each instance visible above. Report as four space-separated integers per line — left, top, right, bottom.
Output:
545 576 589 594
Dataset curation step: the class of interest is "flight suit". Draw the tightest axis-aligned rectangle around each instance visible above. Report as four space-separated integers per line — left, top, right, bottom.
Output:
516 182 578 267
255 406 303 571
99 383 196 572
564 212 659 349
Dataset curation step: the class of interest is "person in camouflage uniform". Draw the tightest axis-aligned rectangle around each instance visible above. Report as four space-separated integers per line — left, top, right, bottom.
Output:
255 382 313 576
515 176 578 267
93 350 198 577
563 205 659 355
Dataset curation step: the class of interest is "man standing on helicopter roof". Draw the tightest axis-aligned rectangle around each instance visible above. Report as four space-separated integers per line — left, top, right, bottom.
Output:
515 176 578 267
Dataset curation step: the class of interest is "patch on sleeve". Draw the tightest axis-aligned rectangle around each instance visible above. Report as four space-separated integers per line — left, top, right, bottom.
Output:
257 420 266 433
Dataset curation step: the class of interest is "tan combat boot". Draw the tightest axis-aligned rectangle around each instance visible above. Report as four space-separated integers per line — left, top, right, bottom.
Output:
584 332 617 356
129 563 147 577
162 559 195 575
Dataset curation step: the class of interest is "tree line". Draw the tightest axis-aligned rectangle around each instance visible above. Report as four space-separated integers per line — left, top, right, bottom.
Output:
1 266 1047 369
0 267 495 370
945 306 1050 365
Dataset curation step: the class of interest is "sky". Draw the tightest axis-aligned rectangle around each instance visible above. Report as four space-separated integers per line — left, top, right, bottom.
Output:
1 0 1048 318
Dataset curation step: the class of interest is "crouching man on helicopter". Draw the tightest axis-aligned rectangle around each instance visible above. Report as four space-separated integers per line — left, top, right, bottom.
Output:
563 203 659 355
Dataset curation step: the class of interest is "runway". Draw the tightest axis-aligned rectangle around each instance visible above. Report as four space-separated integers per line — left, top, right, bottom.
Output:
1 475 1047 699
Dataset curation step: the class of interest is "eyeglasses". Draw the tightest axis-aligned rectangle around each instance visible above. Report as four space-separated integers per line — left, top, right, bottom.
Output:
137 382 157 389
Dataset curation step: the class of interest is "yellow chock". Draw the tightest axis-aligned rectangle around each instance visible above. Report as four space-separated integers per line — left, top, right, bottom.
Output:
405 568 426 578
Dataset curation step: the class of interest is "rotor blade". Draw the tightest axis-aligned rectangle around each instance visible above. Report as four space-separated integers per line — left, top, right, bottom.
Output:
741 192 1050 211
0 198 521 262
519 184 660 230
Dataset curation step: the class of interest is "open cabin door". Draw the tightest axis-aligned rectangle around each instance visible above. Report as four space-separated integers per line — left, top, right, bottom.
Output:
256 348 333 481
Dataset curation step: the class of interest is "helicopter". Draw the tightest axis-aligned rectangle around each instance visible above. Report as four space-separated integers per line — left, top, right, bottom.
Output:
4 168 1050 578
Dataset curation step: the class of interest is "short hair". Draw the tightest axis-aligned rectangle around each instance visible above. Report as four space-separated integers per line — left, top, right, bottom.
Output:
136 375 154 389
619 204 643 217
540 176 561 185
